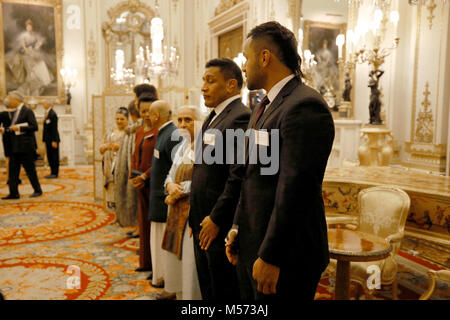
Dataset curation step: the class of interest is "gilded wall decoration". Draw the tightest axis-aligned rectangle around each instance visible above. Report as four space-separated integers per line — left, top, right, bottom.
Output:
87 31 97 77
218 26 243 59
426 0 436 30
0 0 65 104
102 0 155 92
214 0 243 16
288 0 302 38
415 82 434 143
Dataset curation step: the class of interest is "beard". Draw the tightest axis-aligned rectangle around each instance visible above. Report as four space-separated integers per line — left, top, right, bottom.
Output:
246 69 266 91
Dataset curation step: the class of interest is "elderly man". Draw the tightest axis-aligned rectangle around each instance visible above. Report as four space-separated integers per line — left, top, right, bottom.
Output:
147 100 182 291
2 91 42 199
42 101 60 179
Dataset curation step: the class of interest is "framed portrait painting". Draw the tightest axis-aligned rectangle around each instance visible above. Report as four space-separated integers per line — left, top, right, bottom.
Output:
0 0 64 103
303 20 346 97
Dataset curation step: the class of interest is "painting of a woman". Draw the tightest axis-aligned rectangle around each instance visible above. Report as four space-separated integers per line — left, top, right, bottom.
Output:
1 0 62 101
5 19 54 96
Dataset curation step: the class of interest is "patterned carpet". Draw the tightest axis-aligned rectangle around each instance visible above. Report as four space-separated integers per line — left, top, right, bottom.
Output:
0 166 448 300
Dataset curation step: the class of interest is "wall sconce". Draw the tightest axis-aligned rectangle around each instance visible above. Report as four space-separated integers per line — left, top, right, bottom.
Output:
60 66 78 106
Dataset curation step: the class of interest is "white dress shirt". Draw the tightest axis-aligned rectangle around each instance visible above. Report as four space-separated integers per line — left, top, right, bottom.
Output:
210 94 241 124
264 74 295 112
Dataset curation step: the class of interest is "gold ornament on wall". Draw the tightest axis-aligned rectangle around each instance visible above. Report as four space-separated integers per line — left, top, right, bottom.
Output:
87 31 97 77
214 0 243 16
426 0 436 30
415 82 434 143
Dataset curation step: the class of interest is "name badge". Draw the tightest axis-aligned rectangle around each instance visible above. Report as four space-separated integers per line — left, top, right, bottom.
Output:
154 149 160 159
203 133 216 146
255 130 269 147
45 119 51 124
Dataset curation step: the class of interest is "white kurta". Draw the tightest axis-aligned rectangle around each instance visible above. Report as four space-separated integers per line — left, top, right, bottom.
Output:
162 140 202 300
150 221 166 285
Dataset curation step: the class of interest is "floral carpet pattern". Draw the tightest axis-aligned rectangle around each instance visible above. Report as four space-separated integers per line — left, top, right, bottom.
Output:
0 202 114 246
0 166 448 300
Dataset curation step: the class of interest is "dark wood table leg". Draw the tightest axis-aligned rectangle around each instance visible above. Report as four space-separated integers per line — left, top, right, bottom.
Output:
335 260 350 300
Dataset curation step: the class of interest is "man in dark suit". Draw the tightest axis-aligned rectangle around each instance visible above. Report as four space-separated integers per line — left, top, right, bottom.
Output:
189 58 251 300
225 22 335 301
2 91 43 199
147 100 182 293
42 101 60 179
0 97 15 184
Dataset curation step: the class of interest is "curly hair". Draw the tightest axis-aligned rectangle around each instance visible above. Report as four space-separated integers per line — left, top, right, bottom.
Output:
247 21 303 79
133 84 158 99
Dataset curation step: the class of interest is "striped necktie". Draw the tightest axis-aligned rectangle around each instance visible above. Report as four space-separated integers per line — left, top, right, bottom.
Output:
252 96 270 128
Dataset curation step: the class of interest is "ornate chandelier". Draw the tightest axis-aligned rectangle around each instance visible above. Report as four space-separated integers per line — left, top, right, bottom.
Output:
110 0 179 87
136 0 179 81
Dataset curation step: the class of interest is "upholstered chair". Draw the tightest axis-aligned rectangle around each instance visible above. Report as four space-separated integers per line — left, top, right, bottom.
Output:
419 270 450 300
328 186 411 299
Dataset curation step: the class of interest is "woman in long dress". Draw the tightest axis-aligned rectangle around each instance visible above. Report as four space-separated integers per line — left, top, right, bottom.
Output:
130 95 158 272
114 100 140 228
159 106 202 300
99 107 128 211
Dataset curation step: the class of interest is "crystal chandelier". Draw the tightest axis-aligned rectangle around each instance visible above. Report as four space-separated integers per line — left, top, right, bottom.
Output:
111 48 135 86
137 0 180 81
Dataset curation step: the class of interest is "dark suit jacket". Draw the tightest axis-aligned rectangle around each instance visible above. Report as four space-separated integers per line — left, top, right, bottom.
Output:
43 108 60 143
189 98 251 240
0 111 13 157
234 78 335 280
148 122 182 222
10 104 38 155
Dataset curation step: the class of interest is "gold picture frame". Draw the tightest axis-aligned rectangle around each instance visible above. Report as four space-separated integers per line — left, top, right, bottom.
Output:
303 20 346 96
0 0 64 104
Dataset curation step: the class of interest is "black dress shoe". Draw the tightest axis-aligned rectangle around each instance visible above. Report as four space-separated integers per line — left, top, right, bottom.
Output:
156 291 176 300
146 271 153 280
2 194 20 200
126 231 139 238
135 267 152 272
151 280 165 289
45 175 58 179
29 192 43 198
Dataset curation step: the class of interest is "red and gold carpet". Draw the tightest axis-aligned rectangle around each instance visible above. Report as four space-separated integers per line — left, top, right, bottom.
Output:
0 202 114 246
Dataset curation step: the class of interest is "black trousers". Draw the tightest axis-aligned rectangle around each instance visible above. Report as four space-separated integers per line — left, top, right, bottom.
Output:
45 142 59 176
193 233 240 300
236 260 323 301
9 152 42 196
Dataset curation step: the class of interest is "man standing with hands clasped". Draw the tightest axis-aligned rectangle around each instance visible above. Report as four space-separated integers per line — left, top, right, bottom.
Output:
42 101 60 179
189 58 250 300
225 22 335 301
